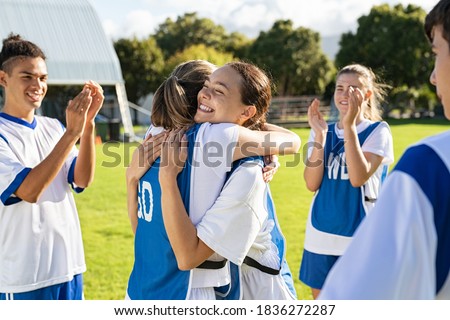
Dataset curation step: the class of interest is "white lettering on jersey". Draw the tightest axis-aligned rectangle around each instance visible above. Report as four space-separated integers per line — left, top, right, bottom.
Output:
327 152 349 180
138 181 153 222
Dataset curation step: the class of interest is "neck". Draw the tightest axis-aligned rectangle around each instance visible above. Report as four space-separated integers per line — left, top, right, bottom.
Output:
2 105 35 123
337 117 365 129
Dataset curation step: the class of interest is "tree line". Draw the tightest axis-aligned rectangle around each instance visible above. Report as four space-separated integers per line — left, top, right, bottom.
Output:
114 4 439 118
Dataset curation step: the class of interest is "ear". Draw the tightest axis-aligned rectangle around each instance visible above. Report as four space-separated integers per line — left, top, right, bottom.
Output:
241 105 257 122
364 89 373 100
0 70 7 87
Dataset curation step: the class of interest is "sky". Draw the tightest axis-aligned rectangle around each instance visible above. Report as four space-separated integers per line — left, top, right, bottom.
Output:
90 0 437 41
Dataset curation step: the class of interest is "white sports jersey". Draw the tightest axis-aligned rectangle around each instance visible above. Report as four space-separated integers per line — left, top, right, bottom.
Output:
184 123 239 292
0 114 86 293
197 158 296 300
197 161 268 266
319 130 450 299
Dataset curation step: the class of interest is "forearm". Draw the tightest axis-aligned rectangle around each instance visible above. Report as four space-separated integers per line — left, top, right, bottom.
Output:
160 176 212 270
233 124 301 161
74 122 96 188
264 123 296 135
15 131 80 203
126 177 139 234
304 133 326 191
343 125 371 187
263 123 301 154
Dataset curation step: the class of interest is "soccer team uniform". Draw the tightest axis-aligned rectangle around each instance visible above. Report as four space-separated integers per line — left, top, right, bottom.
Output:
0 113 86 299
198 156 296 300
320 130 450 299
300 120 394 289
126 122 238 300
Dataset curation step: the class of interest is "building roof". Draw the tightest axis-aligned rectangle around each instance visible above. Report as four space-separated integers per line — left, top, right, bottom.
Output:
0 0 124 85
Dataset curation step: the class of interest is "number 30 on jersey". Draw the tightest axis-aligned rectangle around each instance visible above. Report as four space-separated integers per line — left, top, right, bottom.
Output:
137 181 153 222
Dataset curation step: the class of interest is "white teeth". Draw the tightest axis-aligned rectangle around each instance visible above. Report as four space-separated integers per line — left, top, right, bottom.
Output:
199 104 213 112
27 92 41 100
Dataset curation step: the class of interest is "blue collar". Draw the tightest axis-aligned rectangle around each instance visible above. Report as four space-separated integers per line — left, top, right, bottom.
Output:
0 113 37 129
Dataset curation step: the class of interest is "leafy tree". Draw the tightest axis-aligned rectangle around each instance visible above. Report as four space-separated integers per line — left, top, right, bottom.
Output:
336 4 433 90
248 20 335 96
223 32 252 59
114 36 164 103
154 12 228 58
114 36 164 123
162 44 234 77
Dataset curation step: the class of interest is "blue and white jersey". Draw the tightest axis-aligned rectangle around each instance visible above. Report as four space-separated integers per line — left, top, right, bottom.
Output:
0 113 85 293
304 120 393 255
127 124 198 300
264 183 297 299
320 130 450 299
127 122 238 299
198 157 296 300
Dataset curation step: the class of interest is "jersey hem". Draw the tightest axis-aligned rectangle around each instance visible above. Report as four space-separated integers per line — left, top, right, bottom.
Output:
0 266 86 294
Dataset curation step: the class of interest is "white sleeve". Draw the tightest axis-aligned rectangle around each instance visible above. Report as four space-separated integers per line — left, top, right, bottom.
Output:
319 171 437 299
362 122 394 165
189 122 239 225
195 122 238 173
196 164 268 266
145 124 165 138
0 138 31 205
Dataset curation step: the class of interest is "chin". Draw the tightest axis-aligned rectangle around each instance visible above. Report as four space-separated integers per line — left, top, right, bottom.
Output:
194 115 208 123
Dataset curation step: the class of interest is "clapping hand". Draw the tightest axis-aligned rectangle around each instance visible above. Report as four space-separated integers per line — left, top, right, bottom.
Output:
83 80 104 124
307 98 327 136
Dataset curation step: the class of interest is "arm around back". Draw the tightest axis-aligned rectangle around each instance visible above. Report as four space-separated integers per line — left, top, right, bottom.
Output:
233 123 301 161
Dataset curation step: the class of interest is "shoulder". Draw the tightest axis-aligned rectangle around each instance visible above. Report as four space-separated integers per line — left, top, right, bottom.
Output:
199 122 238 133
395 131 450 172
364 120 391 135
35 115 58 124
375 120 391 132
394 132 450 195
363 121 393 145
145 124 165 138
376 121 392 136
225 159 264 191
418 130 450 169
36 115 64 131
196 122 239 144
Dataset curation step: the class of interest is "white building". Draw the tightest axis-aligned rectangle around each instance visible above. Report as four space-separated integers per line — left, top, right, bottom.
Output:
0 0 135 141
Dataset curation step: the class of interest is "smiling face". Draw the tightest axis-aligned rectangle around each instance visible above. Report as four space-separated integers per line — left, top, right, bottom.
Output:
194 65 249 125
334 72 367 120
0 57 48 121
429 25 450 120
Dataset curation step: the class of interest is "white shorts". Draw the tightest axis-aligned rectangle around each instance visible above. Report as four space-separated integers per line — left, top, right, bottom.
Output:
243 246 296 300
186 287 216 300
125 287 216 300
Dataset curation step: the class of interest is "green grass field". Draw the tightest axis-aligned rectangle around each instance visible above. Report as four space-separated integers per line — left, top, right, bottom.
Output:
77 118 448 300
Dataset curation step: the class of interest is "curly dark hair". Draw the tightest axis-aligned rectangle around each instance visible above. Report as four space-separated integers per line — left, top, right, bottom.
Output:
0 33 46 74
